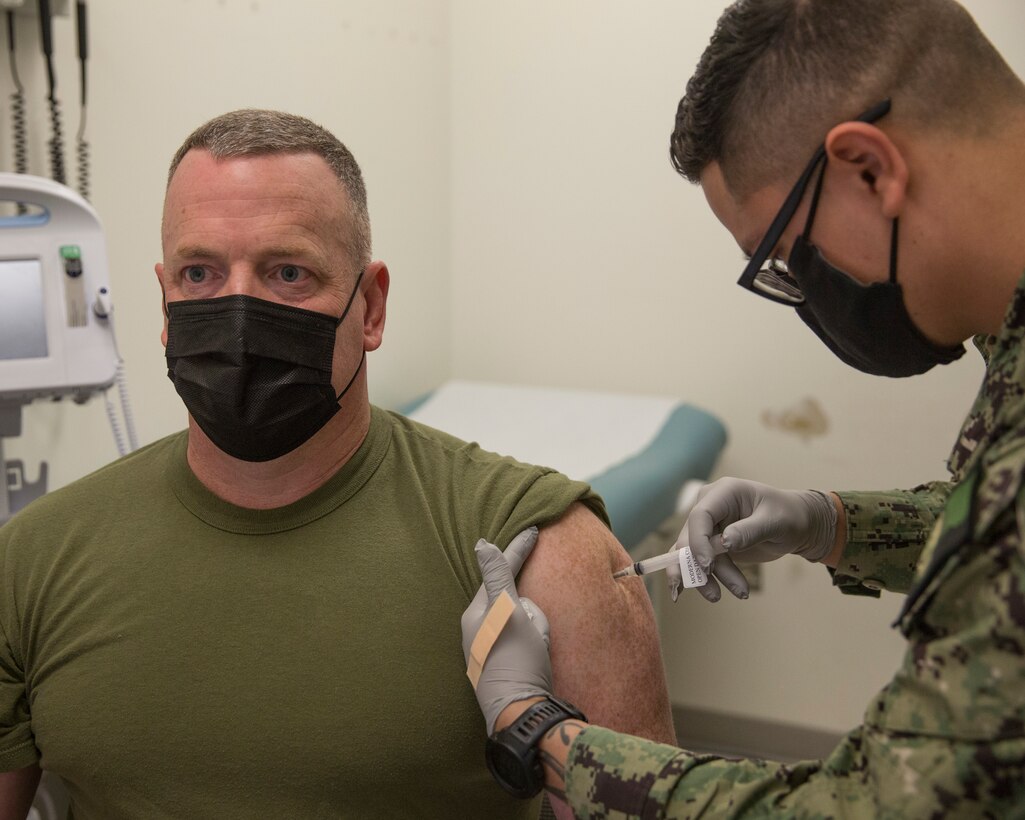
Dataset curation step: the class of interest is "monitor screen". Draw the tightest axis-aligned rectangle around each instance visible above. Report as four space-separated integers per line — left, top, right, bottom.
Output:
0 258 49 360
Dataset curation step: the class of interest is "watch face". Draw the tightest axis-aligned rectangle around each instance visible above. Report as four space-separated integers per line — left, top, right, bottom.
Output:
485 738 539 799
483 698 583 800
488 743 527 787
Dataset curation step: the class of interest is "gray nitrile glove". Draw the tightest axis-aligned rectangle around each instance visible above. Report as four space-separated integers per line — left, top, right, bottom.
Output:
460 528 554 735
666 478 837 603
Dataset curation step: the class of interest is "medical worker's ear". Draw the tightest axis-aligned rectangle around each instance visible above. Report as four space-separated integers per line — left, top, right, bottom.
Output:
824 121 909 220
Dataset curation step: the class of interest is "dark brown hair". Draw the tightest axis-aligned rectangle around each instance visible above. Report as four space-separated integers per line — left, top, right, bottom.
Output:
671 0 1024 198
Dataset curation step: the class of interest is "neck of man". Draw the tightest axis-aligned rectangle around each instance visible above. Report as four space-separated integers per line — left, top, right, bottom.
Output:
926 108 1025 340
184 385 373 510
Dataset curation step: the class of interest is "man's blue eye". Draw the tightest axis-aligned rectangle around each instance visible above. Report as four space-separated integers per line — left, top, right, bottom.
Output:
186 266 205 283
281 265 301 283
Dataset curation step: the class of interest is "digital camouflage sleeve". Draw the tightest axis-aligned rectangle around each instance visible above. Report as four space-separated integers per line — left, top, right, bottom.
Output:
562 281 1025 817
830 481 951 597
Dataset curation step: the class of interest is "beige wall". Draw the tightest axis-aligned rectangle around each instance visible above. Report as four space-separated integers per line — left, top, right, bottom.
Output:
4 0 1023 735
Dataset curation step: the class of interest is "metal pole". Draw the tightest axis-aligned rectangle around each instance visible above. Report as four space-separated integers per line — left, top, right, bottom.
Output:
0 401 26 526
0 436 10 525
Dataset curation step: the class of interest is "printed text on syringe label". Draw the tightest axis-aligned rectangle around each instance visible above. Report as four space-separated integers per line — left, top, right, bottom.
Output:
679 546 708 588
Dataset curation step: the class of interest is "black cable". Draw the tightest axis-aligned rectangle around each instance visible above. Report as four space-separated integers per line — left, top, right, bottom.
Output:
6 11 28 178
47 94 65 185
6 11 28 213
76 1 87 106
38 0 66 185
75 0 89 199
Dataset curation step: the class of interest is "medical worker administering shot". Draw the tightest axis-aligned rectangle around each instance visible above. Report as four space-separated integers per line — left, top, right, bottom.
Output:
461 0 1025 814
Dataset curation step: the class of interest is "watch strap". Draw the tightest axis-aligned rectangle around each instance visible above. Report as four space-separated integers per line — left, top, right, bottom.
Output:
504 696 586 751
485 696 587 799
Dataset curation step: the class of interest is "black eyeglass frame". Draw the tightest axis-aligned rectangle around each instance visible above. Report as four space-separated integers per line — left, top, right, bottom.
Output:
736 99 893 306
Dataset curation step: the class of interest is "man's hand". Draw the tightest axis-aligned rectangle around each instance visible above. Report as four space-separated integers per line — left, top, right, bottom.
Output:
460 528 555 735
667 478 838 602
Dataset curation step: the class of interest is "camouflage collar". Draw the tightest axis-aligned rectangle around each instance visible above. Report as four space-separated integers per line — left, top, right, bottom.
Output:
948 269 1025 480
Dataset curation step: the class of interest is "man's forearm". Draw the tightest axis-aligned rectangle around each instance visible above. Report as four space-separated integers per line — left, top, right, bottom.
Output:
495 699 583 802
538 720 586 802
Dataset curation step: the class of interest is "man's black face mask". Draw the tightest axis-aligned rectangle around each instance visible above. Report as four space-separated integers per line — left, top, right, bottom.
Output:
165 270 365 462
735 99 965 377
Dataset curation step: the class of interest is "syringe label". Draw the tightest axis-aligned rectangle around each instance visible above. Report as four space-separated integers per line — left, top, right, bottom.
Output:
678 546 708 588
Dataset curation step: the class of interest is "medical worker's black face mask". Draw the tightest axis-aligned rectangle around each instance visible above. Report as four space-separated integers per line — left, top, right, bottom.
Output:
787 159 964 377
165 270 366 462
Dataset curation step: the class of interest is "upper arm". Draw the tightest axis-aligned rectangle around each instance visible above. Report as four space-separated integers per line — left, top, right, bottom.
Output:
0 764 40 820
517 503 676 745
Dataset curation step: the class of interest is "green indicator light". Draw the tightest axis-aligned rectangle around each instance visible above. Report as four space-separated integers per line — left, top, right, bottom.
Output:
60 244 82 260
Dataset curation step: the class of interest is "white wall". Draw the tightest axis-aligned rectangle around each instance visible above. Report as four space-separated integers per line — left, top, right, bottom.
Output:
449 0 1025 733
2 0 452 490
4 0 1022 737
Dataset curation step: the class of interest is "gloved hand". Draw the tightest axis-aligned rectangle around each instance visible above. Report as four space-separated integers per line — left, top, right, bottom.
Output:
666 478 838 603
460 527 555 735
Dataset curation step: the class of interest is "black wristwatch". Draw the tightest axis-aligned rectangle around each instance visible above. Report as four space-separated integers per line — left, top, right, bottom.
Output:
485 695 587 799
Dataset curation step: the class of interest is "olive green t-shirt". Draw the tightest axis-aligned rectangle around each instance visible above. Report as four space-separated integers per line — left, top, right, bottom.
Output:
0 407 607 819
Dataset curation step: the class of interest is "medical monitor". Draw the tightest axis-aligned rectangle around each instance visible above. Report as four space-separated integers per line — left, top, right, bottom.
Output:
0 173 118 403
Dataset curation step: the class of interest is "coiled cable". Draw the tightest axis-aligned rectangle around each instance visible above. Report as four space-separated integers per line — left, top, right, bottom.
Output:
11 86 27 176
47 94 65 184
38 0 66 184
76 106 89 199
98 306 139 456
104 385 128 458
75 0 88 198
7 12 27 176
7 12 28 213
116 360 138 452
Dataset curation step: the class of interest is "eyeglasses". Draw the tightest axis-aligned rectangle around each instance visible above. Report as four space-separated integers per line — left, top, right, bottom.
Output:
736 99 892 307
751 257 803 304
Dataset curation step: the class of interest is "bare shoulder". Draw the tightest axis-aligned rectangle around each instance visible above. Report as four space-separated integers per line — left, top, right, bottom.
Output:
518 503 676 744
522 502 627 580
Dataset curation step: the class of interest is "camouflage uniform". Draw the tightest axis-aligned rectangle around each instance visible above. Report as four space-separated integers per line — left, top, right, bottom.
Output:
564 274 1025 818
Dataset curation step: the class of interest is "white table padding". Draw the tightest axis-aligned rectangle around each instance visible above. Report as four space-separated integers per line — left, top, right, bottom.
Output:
408 379 679 482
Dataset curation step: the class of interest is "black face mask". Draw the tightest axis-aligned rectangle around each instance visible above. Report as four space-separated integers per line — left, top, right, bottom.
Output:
165 271 365 462
788 160 965 377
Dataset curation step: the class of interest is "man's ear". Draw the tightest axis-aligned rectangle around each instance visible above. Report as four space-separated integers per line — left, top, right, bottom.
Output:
362 260 389 352
824 122 909 219
155 262 169 347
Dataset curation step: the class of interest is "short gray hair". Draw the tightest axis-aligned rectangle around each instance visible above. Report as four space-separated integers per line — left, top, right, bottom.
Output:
167 109 371 267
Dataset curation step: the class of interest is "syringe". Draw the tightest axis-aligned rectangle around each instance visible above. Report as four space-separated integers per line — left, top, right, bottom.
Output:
613 536 721 588
613 551 682 579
